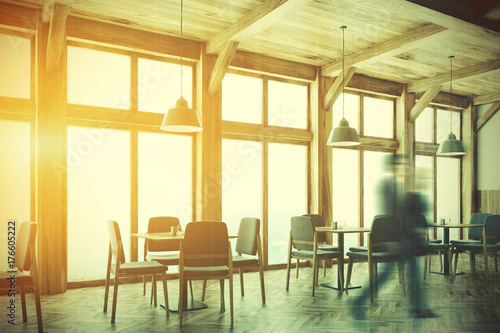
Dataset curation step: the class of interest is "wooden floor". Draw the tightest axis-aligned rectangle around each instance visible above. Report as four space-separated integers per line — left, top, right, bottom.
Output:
2 254 500 332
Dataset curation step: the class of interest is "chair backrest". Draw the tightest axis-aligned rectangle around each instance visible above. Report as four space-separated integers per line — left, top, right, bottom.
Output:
14 221 37 272
291 216 315 251
484 215 500 244
183 221 229 267
235 217 260 256
469 213 491 239
146 216 181 252
370 215 401 252
108 220 126 264
303 214 327 243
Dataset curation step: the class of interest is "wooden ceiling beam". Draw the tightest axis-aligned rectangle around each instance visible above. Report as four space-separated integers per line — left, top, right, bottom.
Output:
45 2 71 73
324 67 357 111
206 0 313 54
409 84 442 122
208 41 239 95
408 58 500 92
473 92 500 105
322 24 448 77
476 101 500 132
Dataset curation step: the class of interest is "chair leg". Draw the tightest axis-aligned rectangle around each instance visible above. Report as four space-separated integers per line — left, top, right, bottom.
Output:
399 260 406 297
143 275 146 296
20 285 27 323
202 280 207 301
286 256 292 291
189 281 194 300
239 268 244 296
424 255 428 280
111 274 120 323
103 272 111 313
439 250 443 270
484 251 489 281
178 277 184 327
153 274 158 307
369 260 374 301
323 260 327 277
161 273 169 317
220 280 225 311
229 277 234 327
312 258 318 296
296 259 300 278
259 265 266 304
454 251 459 276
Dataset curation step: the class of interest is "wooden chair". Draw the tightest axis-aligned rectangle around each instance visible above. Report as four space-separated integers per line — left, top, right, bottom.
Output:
453 215 500 281
202 217 265 304
143 216 193 303
286 216 344 296
451 213 491 273
302 214 339 277
0 221 42 332
179 221 233 327
104 220 169 323
346 216 405 301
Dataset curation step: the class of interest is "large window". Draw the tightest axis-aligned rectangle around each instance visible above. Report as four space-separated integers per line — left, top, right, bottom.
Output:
0 33 31 99
268 80 308 129
221 139 262 238
363 96 394 138
138 58 193 114
67 126 131 281
222 73 262 123
268 143 307 264
332 148 359 254
0 120 31 271
67 46 131 109
437 157 461 240
137 132 193 261
222 72 310 266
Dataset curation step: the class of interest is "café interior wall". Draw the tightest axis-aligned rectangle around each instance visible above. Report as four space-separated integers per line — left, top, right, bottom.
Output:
476 104 500 190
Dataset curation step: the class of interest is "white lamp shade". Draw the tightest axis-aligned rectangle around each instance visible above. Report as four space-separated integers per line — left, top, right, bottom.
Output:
160 96 202 132
436 132 466 156
327 118 361 146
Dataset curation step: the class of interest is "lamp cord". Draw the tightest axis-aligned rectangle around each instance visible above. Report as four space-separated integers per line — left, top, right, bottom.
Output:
449 56 453 133
180 0 184 97
341 26 346 119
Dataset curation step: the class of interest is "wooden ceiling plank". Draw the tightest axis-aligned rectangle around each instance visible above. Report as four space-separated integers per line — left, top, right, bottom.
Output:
206 0 313 54
408 58 500 93
209 41 240 95
409 84 442 122
324 66 357 111
46 2 71 73
322 24 448 77
474 92 500 105
476 101 500 132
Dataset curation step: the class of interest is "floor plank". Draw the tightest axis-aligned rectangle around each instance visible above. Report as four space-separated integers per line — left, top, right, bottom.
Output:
1 254 500 332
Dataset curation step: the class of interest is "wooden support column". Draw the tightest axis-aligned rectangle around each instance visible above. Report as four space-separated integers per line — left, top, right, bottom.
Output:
196 44 222 221
36 5 68 294
462 100 475 224
315 72 334 224
398 86 415 190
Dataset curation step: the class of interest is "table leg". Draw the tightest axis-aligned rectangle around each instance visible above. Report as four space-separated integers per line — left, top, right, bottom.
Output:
165 279 208 312
321 233 362 291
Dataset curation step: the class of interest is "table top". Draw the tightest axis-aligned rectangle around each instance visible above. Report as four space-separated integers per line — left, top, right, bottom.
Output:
429 223 483 229
131 232 238 240
316 226 370 234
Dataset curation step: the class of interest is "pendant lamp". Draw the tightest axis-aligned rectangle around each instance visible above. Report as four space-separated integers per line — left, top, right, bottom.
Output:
327 26 360 146
436 56 465 156
160 0 202 132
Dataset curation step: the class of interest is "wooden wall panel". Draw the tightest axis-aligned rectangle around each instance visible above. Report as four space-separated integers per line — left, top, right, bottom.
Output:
478 190 500 214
